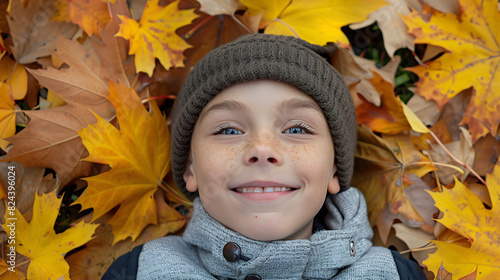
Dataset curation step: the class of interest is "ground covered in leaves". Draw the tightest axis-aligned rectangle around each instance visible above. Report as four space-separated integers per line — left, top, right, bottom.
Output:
0 0 499 279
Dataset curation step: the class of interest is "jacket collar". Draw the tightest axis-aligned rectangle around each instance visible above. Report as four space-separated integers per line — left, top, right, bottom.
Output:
183 188 374 279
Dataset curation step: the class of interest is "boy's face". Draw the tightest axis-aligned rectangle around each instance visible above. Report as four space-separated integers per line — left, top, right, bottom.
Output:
184 80 340 241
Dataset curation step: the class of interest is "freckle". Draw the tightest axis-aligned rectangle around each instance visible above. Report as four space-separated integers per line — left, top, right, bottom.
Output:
255 216 258 218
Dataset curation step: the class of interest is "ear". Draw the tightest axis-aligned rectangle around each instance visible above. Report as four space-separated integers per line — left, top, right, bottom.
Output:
327 165 340 194
183 157 198 192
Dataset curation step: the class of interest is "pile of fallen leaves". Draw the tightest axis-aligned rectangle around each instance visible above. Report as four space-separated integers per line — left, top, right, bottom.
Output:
0 0 498 279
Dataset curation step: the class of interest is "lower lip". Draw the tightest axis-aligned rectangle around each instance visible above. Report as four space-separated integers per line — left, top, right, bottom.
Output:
232 190 297 201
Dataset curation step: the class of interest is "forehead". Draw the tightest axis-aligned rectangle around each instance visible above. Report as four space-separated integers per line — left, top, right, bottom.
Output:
199 80 323 117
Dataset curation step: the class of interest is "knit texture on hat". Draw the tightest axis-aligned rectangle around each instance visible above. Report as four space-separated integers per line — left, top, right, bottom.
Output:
170 33 357 193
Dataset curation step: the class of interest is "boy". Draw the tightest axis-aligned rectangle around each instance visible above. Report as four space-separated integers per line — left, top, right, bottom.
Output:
103 34 426 279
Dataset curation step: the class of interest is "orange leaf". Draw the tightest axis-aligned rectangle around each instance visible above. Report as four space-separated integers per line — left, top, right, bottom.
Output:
356 71 411 134
116 0 199 77
401 0 500 141
424 164 500 279
74 82 176 244
67 0 111 36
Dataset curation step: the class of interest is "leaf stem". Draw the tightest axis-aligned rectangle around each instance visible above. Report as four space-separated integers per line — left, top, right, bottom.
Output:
427 130 486 186
158 181 193 207
184 16 214 39
411 161 464 174
230 14 253 34
273 18 300 38
399 243 437 255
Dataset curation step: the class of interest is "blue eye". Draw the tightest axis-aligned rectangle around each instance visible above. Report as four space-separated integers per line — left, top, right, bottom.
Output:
284 122 313 134
284 127 306 134
215 127 243 135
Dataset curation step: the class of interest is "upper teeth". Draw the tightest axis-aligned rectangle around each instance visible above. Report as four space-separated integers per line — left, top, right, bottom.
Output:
235 187 292 193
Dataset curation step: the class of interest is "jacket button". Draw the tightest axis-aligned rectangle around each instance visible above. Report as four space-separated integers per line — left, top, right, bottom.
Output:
349 238 356 257
244 274 261 280
223 242 241 262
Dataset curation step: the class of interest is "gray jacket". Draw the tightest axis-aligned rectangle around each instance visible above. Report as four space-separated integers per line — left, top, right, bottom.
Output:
136 188 400 279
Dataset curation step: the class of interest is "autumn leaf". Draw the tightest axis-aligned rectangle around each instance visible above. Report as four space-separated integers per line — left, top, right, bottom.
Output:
352 125 436 242
402 0 500 141
356 71 411 134
240 0 387 45
65 0 111 36
74 82 174 244
67 191 187 278
7 0 78 64
424 163 500 279
3 37 114 185
116 0 199 77
1 189 98 280
146 13 249 98
0 55 27 100
0 83 15 150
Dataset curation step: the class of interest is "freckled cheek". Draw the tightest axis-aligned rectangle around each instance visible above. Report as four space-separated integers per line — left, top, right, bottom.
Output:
286 144 323 169
197 143 241 176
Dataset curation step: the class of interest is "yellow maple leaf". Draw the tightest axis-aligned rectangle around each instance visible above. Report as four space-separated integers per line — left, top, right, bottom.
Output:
74 82 175 244
0 83 16 150
116 0 198 77
402 0 500 142
1 189 98 280
240 0 387 45
424 164 500 279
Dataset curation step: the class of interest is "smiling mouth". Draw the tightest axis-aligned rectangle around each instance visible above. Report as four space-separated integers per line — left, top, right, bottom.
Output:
232 187 297 193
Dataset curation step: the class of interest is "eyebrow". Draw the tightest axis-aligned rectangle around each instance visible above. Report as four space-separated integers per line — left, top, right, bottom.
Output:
199 100 250 121
199 97 322 121
277 97 322 114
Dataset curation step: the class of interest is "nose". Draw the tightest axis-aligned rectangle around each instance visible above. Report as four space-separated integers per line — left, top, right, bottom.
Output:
244 131 283 166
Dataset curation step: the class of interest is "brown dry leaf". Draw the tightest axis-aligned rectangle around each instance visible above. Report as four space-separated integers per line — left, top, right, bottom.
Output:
331 48 400 106
3 36 117 185
425 127 475 185
393 223 436 265
28 37 112 115
2 105 100 186
472 134 500 176
90 0 138 89
67 191 187 280
350 0 415 56
197 0 243 15
406 94 439 127
356 71 412 134
352 125 436 243
7 0 78 64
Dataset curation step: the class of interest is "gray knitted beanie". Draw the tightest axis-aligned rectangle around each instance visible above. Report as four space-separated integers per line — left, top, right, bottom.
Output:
170 33 357 193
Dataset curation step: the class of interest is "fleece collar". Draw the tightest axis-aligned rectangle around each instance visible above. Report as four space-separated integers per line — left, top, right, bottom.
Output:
183 188 374 279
